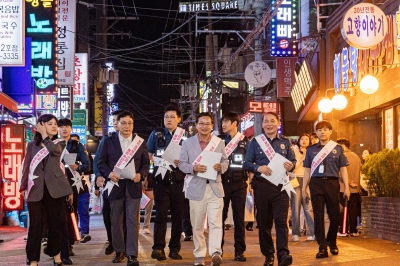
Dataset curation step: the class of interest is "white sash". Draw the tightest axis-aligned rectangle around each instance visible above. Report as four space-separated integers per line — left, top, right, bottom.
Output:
27 139 65 197
104 135 144 196
310 140 337 177
183 135 222 192
224 132 245 157
153 127 185 179
64 149 84 193
255 134 296 197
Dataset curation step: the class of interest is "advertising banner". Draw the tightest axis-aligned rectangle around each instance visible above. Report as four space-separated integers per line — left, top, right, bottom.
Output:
74 53 88 103
276 57 297 97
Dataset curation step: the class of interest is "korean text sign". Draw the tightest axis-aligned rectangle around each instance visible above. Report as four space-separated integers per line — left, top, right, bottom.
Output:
74 53 88 103
276 57 297 97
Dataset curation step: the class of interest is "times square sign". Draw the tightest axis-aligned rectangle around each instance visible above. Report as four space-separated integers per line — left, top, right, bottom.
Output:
179 0 238 12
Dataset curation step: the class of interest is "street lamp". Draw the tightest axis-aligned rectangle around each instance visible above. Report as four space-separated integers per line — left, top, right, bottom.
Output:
360 75 379 94
318 97 333 113
331 93 348 110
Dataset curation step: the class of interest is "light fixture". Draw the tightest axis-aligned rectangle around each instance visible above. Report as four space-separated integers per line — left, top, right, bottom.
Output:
360 75 379 94
331 93 348 110
318 97 333 113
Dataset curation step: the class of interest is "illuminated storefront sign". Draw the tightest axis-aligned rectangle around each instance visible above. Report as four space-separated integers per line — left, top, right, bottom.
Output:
26 0 58 95
36 94 57 109
249 101 278 113
72 125 86 145
333 15 400 93
240 112 254 138
108 103 118 133
291 60 317 112
341 3 388 49
271 0 298 56
74 53 88 103
276 57 297 97
57 86 73 119
1 124 25 211
57 0 76 85
0 0 25 66
179 0 238 12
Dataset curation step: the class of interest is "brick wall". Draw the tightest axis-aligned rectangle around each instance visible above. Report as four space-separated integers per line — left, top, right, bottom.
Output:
361 196 400 243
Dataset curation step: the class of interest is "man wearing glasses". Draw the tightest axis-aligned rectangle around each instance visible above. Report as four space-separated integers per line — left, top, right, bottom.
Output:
179 112 229 266
98 110 150 266
147 105 187 261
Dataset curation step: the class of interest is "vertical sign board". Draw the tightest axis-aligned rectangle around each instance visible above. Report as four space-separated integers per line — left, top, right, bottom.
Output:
270 0 299 56
57 0 75 85
74 53 88 103
1 124 26 211
57 86 73 119
0 0 25 66
25 0 58 105
276 57 297 97
71 126 86 145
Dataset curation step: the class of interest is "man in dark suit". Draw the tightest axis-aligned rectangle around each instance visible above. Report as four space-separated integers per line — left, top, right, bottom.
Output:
98 110 150 266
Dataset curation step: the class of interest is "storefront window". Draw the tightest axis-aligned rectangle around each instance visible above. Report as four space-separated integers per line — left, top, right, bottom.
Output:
384 108 394 149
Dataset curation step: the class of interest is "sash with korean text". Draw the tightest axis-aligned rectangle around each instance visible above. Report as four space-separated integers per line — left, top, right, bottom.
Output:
153 127 185 179
255 134 296 197
310 140 337 177
104 135 144 196
183 135 221 192
224 132 245 157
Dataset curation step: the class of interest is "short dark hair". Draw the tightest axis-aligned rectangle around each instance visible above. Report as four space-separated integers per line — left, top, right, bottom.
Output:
196 112 214 124
263 112 280 122
315 120 332 130
58 118 72 127
164 104 182 118
34 114 58 146
117 110 134 121
310 132 318 139
337 138 350 148
222 112 240 127
70 134 80 140
112 109 125 116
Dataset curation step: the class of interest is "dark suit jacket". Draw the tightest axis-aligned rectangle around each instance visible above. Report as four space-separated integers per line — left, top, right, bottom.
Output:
20 139 73 202
98 132 150 200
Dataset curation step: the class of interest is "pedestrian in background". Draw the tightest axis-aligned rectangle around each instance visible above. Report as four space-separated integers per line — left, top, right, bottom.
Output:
20 114 73 266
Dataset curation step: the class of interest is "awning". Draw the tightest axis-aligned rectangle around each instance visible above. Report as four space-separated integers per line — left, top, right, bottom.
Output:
0 92 18 113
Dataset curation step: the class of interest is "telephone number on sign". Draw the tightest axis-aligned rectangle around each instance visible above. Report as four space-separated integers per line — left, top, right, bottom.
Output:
0 53 18 59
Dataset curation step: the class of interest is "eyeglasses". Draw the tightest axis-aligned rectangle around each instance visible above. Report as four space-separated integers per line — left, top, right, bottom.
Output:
164 116 177 119
198 123 212 127
119 122 134 126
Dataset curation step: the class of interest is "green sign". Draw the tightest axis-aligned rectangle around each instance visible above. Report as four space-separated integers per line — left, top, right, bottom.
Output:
72 109 87 126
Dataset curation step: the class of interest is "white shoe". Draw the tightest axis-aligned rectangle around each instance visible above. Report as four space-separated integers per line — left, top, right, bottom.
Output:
292 235 300 242
337 232 347 237
307 235 316 241
142 228 151 234
194 257 205 266
350 232 360 237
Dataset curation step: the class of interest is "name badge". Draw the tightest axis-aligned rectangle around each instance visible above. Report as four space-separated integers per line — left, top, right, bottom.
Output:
319 164 324 173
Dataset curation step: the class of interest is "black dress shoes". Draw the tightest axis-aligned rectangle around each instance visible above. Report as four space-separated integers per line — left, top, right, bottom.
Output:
69 246 75 257
61 257 73 265
329 244 339 255
278 254 292 266
112 252 124 263
105 244 114 255
245 223 253 231
127 255 139 266
316 246 329 258
151 249 166 261
53 259 63 266
234 251 246 262
264 256 274 266
168 251 183 260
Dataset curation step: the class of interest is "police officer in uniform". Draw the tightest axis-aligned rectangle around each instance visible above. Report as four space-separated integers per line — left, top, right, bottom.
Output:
244 112 295 266
302 120 350 258
220 112 248 262
147 105 187 261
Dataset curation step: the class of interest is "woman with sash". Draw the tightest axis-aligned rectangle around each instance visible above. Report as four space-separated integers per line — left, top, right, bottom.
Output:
20 114 73 266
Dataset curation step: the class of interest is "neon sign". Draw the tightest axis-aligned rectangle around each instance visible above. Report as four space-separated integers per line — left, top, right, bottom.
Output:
271 0 298 56
1 124 26 211
249 101 278 113
25 0 58 94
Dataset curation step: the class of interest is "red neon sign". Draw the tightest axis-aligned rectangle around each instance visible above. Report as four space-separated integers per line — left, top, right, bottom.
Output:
249 101 278 113
1 124 26 211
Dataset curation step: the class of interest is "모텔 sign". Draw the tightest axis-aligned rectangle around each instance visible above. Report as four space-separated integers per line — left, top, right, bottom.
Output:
341 3 388 49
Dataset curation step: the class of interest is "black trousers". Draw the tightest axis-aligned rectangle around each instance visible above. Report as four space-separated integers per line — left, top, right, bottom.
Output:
26 185 66 262
153 182 184 252
254 179 289 260
310 178 340 247
340 192 358 234
61 203 72 259
221 184 247 253
182 198 192 237
102 196 112 245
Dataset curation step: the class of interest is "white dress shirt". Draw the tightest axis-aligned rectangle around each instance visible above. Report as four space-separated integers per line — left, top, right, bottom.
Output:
119 132 133 153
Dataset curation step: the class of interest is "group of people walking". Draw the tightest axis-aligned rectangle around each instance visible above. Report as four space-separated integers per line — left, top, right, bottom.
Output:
19 104 362 266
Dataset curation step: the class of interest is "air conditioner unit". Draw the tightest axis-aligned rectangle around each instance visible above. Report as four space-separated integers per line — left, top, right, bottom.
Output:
108 70 119 84
98 68 108 83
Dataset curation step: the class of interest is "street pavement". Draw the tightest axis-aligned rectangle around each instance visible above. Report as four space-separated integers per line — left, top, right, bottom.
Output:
1 214 400 265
